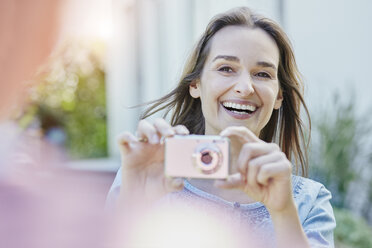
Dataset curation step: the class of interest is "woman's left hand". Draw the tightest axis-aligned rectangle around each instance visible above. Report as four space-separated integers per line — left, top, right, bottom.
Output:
215 126 294 213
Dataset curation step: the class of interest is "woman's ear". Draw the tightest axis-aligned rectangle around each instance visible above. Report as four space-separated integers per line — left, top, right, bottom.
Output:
189 79 201 99
274 88 283 110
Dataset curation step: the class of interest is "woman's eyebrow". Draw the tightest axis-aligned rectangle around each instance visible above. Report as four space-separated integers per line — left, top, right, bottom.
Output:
257 61 277 70
212 55 240 62
212 56 277 69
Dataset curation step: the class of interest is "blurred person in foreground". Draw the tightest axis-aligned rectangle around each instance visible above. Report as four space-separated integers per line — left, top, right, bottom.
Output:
108 7 336 248
0 1 108 248
0 0 60 171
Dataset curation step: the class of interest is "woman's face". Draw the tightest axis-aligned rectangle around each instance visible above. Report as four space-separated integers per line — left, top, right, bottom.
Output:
189 26 282 136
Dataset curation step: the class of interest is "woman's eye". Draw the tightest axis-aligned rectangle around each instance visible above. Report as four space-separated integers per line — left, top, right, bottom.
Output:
218 66 234 73
256 72 271 78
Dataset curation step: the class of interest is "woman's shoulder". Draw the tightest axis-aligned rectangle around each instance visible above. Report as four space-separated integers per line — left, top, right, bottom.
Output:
291 175 335 225
292 175 332 207
292 175 330 200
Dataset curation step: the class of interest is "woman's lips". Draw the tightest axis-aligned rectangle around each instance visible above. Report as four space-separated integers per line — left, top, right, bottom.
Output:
221 103 257 120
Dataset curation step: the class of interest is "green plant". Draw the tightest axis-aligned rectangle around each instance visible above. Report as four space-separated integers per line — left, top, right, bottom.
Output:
21 39 108 159
309 93 368 208
334 208 372 248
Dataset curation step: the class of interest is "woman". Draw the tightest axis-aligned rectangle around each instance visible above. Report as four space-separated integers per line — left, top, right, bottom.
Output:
108 7 335 248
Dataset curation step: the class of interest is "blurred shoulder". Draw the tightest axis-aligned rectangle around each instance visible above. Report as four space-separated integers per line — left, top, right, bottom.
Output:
292 175 330 199
291 175 334 222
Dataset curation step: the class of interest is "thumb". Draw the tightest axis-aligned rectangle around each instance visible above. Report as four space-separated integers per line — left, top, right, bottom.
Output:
214 173 244 189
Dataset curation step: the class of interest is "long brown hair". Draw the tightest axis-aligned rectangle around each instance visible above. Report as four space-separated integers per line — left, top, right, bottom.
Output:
141 7 311 177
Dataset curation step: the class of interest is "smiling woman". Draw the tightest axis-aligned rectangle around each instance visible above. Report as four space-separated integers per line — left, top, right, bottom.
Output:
141 9 309 177
189 26 283 137
108 7 335 248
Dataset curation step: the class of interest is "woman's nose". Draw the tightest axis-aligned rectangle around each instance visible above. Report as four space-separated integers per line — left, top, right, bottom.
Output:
234 73 254 96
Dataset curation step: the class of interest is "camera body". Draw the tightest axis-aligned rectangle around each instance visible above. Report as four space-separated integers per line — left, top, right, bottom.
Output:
164 135 230 179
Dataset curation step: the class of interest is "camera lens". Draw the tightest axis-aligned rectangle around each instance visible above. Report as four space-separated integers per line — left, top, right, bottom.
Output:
201 152 213 165
192 143 223 175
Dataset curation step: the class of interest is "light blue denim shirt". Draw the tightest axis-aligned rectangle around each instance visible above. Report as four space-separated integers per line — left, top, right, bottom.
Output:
107 168 336 247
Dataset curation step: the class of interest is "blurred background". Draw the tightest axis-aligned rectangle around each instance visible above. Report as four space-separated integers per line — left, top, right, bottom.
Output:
12 0 372 247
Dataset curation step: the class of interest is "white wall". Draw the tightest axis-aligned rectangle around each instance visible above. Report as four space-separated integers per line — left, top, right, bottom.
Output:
106 0 139 157
285 0 372 115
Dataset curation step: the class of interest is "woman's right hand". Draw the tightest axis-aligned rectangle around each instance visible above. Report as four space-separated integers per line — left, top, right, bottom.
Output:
117 118 189 205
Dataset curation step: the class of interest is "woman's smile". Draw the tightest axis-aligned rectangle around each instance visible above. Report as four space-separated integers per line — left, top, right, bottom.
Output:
220 100 259 120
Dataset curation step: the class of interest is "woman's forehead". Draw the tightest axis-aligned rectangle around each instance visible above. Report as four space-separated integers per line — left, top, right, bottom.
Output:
207 26 280 65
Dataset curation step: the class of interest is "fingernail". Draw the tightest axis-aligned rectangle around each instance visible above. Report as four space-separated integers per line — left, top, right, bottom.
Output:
150 135 159 144
165 130 175 137
182 127 190 135
172 178 184 187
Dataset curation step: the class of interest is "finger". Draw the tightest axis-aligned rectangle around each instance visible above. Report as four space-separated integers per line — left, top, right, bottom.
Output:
117 131 138 152
153 118 176 138
214 173 244 189
173 125 190 135
256 160 291 186
164 177 184 192
247 159 261 191
237 143 255 175
248 152 285 168
238 142 280 170
219 126 260 143
137 119 159 144
239 144 281 190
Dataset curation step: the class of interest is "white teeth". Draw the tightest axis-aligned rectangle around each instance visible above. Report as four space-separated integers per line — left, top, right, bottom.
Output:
232 110 245 114
222 102 257 112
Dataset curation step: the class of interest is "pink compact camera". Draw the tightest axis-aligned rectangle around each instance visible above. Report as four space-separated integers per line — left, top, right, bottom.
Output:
164 135 230 179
